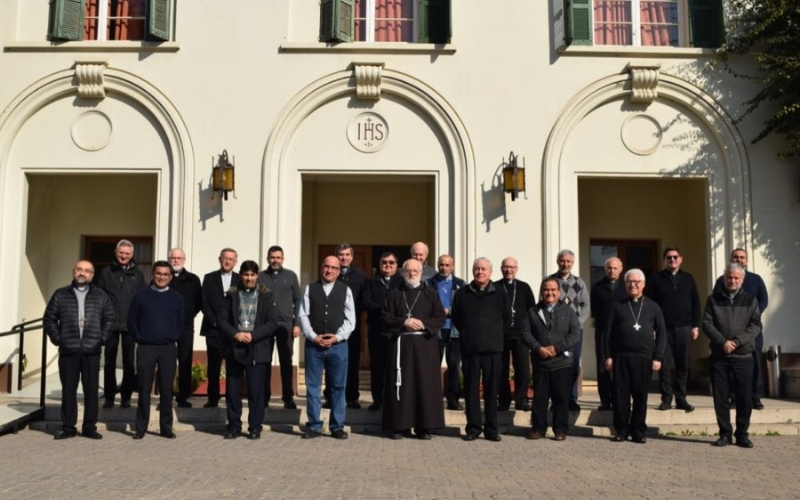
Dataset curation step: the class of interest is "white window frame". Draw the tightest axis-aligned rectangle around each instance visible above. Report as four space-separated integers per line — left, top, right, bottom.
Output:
593 0 686 47
85 0 148 41
356 0 418 43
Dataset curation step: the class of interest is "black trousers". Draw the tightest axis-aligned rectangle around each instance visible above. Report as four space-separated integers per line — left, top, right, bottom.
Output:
463 352 501 437
753 333 765 400
570 333 583 403
104 330 136 402
204 335 224 404
58 352 100 433
176 328 195 402
438 329 462 405
711 356 753 439
498 336 531 407
135 343 176 435
368 330 390 407
612 355 652 437
264 325 294 403
594 329 613 407
659 325 692 404
531 367 572 434
227 359 267 433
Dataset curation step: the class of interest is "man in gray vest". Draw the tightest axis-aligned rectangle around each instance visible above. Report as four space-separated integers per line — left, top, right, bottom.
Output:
298 256 356 439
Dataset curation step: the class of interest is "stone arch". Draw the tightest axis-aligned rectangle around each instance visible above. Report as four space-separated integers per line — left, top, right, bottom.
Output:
261 68 476 272
541 71 752 279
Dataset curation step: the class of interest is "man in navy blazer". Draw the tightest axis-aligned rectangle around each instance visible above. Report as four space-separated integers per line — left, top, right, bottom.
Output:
200 248 240 408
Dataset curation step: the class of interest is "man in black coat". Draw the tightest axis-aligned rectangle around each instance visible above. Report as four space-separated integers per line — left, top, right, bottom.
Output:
590 257 627 411
519 277 581 441
44 260 115 440
704 263 762 448
218 260 278 440
95 239 146 409
362 252 404 411
200 248 240 408
451 257 512 442
168 248 202 408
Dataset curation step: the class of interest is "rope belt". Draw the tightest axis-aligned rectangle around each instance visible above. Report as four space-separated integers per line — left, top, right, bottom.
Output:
396 331 425 401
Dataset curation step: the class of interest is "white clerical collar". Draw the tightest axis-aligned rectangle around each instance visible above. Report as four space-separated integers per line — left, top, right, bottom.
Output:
151 285 170 292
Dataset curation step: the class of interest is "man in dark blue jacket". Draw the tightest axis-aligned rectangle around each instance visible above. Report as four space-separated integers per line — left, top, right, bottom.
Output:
44 260 115 440
127 260 184 440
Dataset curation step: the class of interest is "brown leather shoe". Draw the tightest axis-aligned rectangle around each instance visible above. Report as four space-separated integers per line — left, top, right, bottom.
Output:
554 432 567 441
526 430 544 440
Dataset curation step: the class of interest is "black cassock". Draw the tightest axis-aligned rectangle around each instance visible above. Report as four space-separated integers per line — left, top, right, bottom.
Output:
381 284 447 432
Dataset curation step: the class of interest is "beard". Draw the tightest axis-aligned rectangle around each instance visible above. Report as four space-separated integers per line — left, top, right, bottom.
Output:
404 278 420 288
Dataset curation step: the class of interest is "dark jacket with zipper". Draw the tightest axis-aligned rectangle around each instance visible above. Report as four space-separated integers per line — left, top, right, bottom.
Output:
95 260 146 332
43 283 115 355
519 301 581 371
451 281 512 355
218 284 278 364
703 288 761 359
646 269 701 329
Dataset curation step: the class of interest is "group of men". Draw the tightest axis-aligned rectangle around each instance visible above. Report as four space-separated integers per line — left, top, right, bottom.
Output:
43 239 767 447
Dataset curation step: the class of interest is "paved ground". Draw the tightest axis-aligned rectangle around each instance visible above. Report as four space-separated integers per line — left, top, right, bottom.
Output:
1 426 799 500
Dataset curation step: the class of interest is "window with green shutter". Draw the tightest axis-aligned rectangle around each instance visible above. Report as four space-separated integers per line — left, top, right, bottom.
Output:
48 0 171 42
320 0 355 43
321 0 450 43
147 0 171 41
48 0 85 41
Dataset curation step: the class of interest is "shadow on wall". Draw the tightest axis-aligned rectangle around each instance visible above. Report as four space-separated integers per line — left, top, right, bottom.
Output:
481 168 507 232
198 180 224 229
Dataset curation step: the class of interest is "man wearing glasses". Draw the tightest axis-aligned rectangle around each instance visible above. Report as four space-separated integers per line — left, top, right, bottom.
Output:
603 269 666 444
646 247 701 413
362 252 404 411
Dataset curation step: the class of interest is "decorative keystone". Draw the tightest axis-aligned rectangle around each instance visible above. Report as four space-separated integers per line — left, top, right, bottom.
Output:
628 63 661 105
75 62 108 99
353 63 385 100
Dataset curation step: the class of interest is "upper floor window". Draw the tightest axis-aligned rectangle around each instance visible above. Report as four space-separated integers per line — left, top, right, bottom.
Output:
48 0 171 42
320 0 450 44
566 0 723 48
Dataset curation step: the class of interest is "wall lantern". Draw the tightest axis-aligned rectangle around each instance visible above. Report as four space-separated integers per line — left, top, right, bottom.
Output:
502 151 526 201
212 150 235 200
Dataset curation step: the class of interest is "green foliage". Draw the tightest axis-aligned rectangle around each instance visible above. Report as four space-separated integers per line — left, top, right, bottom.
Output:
680 429 695 436
172 361 208 393
765 430 781 436
718 0 800 158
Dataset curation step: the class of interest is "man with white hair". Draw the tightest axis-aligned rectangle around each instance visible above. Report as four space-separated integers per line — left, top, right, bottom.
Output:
381 259 447 439
603 269 666 444
704 263 762 448
410 241 437 281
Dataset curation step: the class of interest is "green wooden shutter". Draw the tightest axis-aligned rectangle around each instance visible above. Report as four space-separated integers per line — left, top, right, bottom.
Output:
566 0 592 46
418 0 451 44
688 0 723 48
47 0 85 41
147 0 171 41
319 0 355 43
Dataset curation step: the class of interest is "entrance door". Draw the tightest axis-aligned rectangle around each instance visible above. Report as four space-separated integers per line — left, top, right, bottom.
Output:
589 239 658 286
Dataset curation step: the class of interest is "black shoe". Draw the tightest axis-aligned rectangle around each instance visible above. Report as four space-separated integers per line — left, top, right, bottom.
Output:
203 400 219 408
246 431 261 440
612 434 628 442
712 436 732 447
321 400 332 409
53 430 77 440
347 401 361 410
132 432 145 440
176 400 192 408
331 429 348 440
568 401 581 412
657 402 671 411
302 429 322 439
516 401 532 412
368 403 382 411
736 437 754 448
120 399 131 409
416 430 432 440
598 404 613 411
82 430 103 440
753 399 764 410
284 400 298 410
160 431 177 439
631 434 646 444
485 434 502 442
223 430 241 440
498 403 510 412
446 402 464 411
102 400 114 409
676 402 695 413
390 432 405 440
463 432 480 442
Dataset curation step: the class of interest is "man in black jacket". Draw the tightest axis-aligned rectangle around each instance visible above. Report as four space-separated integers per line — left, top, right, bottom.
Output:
520 277 581 441
200 248 240 408
96 239 146 409
44 260 115 440
704 263 762 448
590 257 627 411
646 247 701 412
451 257 512 442
362 252 404 411
168 248 202 408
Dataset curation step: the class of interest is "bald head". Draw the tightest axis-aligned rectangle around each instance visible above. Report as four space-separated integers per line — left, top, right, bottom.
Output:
501 256 518 281
604 257 623 282
410 242 429 264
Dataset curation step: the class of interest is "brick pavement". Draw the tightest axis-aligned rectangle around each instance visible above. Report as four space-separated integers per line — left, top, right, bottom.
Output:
1 427 799 499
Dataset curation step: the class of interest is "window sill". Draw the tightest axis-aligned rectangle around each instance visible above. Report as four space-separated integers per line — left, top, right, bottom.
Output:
280 42 456 55
560 45 716 59
3 41 180 53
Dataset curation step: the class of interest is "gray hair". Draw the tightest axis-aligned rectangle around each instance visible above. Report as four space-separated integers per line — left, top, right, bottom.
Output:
116 239 134 252
335 243 353 254
557 249 575 260
624 268 645 282
472 257 493 271
725 262 745 275
403 259 422 271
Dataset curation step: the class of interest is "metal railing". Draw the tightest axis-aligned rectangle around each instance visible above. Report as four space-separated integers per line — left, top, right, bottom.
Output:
0 317 47 409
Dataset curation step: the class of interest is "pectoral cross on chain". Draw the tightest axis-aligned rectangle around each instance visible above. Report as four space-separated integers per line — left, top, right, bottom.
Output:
242 319 251 328
633 323 641 331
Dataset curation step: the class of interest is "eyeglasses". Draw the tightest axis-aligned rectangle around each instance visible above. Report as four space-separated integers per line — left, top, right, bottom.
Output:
665 255 680 260
625 280 644 286
154 272 172 278
381 260 396 265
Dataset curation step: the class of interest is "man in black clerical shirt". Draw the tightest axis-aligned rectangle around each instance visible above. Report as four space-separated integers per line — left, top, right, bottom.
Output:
590 257 627 411
603 268 666 444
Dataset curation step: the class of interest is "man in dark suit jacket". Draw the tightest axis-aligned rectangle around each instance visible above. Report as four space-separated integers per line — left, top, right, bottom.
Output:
590 257 627 411
200 248 240 408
